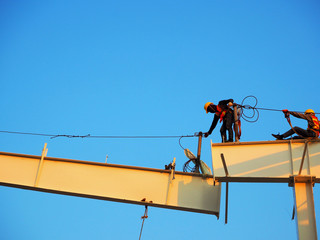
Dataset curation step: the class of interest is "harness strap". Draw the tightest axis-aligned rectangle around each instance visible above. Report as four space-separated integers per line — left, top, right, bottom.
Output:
308 116 320 137
309 128 320 137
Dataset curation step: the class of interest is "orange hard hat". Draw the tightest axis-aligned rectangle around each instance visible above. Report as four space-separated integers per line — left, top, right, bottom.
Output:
305 109 315 114
204 102 213 113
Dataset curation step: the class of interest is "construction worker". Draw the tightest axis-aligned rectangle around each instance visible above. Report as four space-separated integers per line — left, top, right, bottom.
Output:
272 109 319 140
203 99 234 142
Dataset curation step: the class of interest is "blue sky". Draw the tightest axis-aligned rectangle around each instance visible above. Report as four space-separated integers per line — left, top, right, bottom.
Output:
1 1 320 239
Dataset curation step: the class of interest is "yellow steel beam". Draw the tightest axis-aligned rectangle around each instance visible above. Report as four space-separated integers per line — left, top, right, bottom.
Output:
211 139 320 179
0 151 221 217
211 140 320 239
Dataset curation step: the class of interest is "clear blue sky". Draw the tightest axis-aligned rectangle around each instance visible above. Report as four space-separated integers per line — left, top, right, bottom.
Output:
1 1 320 239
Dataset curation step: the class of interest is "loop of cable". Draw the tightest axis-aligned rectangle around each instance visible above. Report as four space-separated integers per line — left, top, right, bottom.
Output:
236 95 319 123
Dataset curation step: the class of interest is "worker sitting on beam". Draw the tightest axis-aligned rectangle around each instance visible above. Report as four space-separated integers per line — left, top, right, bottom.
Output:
272 109 319 140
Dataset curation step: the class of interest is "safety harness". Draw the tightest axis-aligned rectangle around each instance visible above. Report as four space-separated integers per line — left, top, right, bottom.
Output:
236 112 242 139
308 115 320 137
216 105 226 123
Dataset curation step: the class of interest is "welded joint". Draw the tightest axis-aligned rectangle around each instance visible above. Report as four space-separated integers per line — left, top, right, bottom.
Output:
288 175 316 187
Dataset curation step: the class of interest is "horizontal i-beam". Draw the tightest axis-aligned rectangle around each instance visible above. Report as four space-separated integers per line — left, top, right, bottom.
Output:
0 151 221 217
211 139 320 179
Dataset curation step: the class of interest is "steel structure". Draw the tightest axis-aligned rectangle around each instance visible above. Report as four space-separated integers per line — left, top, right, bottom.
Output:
1 139 319 239
0 148 221 216
211 139 320 240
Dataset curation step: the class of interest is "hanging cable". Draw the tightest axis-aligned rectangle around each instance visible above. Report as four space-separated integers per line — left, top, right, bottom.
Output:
179 136 187 150
139 206 148 240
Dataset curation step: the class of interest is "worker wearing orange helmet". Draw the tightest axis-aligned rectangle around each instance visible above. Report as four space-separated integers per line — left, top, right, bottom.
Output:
272 109 319 140
203 99 234 142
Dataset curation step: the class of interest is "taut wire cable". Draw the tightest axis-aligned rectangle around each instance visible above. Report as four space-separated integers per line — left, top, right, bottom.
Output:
0 130 195 140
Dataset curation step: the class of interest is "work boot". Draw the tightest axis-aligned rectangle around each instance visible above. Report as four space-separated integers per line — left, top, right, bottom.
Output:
221 134 226 143
228 131 233 143
272 134 283 140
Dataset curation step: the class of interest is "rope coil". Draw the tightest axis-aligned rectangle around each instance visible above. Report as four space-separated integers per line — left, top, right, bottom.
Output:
236 95 320 124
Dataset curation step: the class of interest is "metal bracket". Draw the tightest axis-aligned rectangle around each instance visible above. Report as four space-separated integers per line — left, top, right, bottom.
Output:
288 175 316 187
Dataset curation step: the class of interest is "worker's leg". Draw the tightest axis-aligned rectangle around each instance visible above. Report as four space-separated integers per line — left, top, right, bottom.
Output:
225 112 233 142
220 124 227 143
283 127 316 138
273 127 306 140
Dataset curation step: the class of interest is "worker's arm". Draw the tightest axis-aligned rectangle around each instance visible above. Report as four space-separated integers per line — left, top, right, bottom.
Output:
218 99 234 106
289 111 309 120
204 114 219 137
289 111 317 128
288 111 314 128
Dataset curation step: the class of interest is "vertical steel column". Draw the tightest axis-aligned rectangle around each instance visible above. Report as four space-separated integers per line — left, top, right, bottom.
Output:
195 132 203 173
290 176 317 240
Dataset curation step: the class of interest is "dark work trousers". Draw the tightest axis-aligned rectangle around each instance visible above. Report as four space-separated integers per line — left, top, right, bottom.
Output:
220 111 234 142
282 126 316 139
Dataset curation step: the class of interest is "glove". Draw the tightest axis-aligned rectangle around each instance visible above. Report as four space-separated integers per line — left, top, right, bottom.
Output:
282 109 290 118
204 132 210 138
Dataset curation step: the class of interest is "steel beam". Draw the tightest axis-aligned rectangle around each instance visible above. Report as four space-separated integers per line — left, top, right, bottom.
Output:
211 140 320 179
211 140 320 239
0 151 221 216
